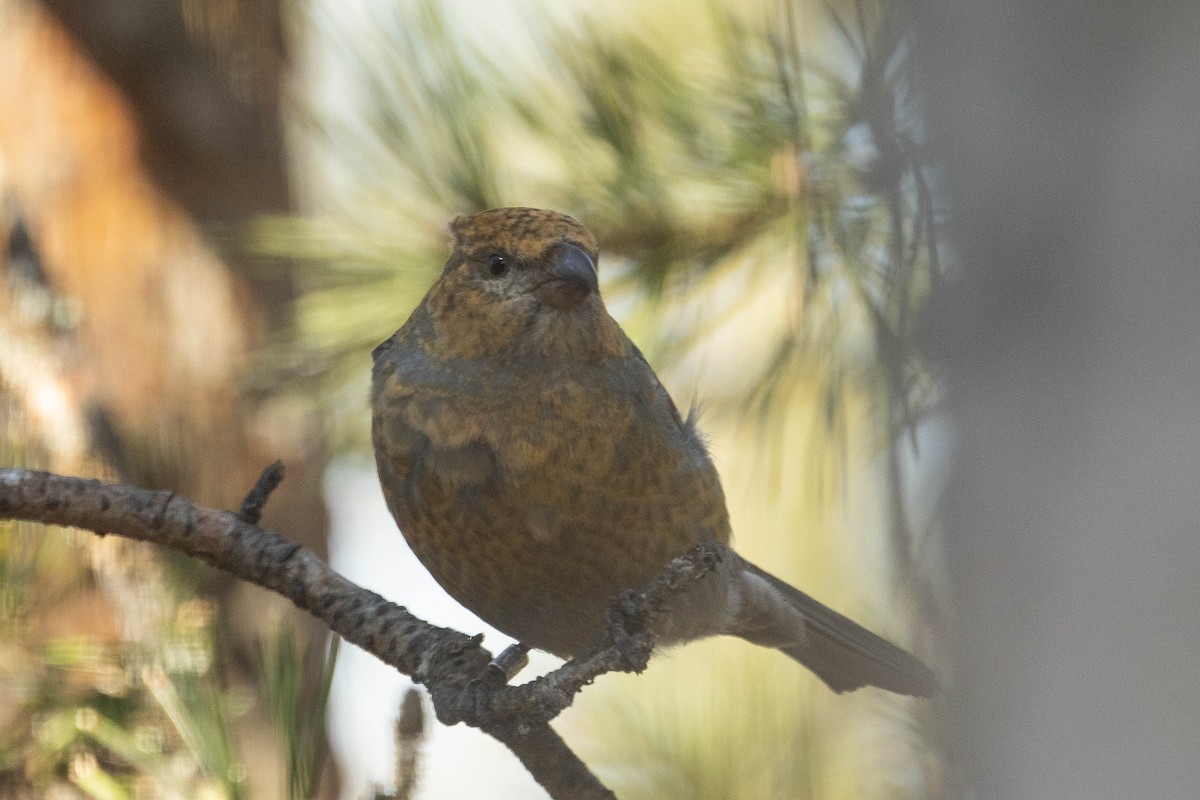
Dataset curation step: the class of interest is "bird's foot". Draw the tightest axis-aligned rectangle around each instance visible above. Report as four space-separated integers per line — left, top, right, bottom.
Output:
485 643 530 686
450 640 528 728
606 589 654 673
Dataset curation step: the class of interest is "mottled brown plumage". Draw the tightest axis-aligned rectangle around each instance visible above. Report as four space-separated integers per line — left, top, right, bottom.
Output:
371 207 935 696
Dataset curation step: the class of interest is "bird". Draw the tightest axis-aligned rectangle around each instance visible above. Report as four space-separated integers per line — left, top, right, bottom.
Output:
371 207 936 697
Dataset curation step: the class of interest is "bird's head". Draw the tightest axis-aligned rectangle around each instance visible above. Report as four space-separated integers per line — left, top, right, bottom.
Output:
423 207 626 361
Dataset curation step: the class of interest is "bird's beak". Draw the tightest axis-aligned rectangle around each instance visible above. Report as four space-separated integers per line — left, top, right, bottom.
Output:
537 245 599 309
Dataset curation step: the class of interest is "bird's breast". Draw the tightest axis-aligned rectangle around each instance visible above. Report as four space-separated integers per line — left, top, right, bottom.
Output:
372 351 730 657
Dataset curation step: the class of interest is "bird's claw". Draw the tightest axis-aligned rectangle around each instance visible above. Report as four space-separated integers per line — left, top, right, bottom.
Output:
485 642 530 687
457 643 524 727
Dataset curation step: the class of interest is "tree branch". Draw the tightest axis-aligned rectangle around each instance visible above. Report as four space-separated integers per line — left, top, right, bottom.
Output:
239 459 287 524
0 467 723 799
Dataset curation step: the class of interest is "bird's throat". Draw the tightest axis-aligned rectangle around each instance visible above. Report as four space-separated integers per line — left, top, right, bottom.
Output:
528 304 627 361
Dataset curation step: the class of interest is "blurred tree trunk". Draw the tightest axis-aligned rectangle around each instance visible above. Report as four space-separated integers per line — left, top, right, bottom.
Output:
913 2 1200 798
1 1 335 796
37 0 291 220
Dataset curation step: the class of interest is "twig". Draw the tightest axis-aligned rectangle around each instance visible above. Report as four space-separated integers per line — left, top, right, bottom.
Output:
0 467 721 799
238 460 286 524
395 688 425 800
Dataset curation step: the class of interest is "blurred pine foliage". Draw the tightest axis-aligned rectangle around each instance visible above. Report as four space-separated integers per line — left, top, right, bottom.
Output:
258 0 944 464
259 0 952 797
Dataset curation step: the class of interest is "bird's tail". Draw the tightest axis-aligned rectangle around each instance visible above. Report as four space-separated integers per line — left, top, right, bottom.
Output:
731 559 937 697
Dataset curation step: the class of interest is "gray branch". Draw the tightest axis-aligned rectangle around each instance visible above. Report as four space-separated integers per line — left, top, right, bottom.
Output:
0 466 722 800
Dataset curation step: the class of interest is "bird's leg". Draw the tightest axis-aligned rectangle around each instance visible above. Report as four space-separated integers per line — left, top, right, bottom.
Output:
486 642 530 685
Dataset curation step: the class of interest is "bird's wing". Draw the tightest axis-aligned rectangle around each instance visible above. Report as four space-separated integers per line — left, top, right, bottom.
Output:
372 322 501 494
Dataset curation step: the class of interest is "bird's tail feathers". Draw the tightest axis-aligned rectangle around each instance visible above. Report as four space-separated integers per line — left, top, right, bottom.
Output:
733 559 937 697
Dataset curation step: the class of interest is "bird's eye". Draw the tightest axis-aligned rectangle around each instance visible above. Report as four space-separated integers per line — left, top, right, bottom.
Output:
486 253 508 277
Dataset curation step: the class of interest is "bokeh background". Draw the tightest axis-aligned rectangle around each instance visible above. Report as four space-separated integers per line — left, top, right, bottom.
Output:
2 0 1196 798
